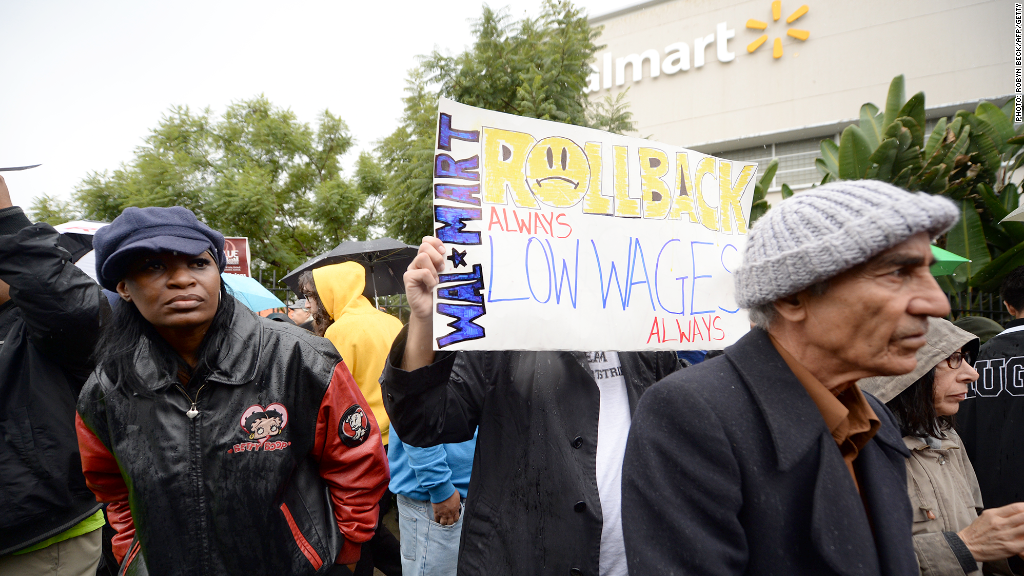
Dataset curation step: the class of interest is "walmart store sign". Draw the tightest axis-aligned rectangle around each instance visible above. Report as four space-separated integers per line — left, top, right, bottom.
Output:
586 2 810 93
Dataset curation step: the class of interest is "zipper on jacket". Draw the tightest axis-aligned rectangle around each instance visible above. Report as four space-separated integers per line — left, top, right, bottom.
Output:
176 382 212 574
190 411 212 576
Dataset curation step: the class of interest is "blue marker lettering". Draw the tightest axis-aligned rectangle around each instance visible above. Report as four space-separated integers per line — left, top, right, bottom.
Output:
690 241 715 315
437 264 484 304
655 239 685 315
435 206 482 245
525 236 553 304
719 244 739 314
435 184 481 206
592 238 631 310
436 113 480 151
486 237 530 303
627 239 655 311
434 154 479 181
436 303 486 347
545 239 580 308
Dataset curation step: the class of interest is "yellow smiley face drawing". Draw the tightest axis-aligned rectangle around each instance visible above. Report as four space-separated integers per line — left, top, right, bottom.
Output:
525 137 590 208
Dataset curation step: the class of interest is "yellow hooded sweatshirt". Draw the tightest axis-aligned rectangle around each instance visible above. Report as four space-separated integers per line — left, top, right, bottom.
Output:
313 261 403 445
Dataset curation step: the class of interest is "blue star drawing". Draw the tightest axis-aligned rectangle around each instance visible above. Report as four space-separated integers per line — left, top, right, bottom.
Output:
448 247 468 268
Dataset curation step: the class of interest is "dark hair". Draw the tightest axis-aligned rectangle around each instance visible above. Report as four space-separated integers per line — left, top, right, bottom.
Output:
244 408 283 431
95 279 236 396
884 367 954 438
1000 265 1024 311
297 270 334 337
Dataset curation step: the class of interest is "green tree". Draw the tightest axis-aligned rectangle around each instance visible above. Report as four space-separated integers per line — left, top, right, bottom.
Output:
811 75 1024 295
587 89 638 135
74 96 374 281
426 0 598 124
377 0 620 244
377 69 440 244
29 194 80 226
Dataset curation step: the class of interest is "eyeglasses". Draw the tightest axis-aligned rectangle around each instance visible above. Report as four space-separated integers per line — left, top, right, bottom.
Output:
945 350 972 369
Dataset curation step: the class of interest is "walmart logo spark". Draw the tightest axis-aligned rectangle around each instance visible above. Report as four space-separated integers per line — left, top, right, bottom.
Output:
746 1 809 59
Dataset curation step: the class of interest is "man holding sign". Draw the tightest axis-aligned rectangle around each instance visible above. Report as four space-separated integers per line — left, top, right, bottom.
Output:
383 236 679 576
622 180 959 576
382 98 774 575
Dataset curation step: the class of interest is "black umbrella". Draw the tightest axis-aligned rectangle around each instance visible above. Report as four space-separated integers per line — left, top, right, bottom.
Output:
0 164 42 172
281 238 417 301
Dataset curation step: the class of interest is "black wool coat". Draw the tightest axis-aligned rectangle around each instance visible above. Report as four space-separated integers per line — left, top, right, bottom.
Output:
622 328 919 576
381 327 680 576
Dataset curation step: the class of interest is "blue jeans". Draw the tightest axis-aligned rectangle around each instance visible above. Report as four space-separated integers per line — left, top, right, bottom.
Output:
396 494 464 576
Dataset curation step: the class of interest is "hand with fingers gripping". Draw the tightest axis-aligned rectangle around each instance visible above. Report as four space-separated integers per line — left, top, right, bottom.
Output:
402 237 446 372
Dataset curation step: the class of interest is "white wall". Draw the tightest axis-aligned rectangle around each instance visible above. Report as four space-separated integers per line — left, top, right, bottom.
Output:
589 0 1013 151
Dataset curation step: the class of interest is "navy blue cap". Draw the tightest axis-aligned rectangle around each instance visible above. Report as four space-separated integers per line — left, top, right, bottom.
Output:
93 206 227 291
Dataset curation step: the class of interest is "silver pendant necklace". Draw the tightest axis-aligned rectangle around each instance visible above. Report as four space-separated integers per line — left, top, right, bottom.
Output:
175 383 205 420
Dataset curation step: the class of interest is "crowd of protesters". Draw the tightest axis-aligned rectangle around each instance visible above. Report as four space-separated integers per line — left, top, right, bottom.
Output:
1 170 1023 576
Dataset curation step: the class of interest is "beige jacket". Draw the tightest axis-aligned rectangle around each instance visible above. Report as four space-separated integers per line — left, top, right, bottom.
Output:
905 430 1012 576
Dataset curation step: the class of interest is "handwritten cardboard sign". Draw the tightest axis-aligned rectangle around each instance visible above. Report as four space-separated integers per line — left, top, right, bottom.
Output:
432 98 756 351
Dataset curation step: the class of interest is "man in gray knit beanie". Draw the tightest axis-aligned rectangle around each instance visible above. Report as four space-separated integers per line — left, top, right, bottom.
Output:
622 180 959 576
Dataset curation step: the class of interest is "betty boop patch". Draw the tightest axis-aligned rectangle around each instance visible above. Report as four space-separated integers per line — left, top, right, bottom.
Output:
228 403 292 455
339 404 369 447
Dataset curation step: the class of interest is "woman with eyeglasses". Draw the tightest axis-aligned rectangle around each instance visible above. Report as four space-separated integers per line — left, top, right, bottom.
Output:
861 318 1024 576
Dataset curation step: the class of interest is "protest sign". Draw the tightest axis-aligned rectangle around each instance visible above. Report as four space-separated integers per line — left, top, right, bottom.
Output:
431 98 757 351
223 237 251 277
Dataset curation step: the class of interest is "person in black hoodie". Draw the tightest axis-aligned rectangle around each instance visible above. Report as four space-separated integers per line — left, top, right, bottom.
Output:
0 174 108 573
957 266 1024 574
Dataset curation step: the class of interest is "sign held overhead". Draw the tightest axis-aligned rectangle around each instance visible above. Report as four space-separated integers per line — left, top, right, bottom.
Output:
431 98 757 351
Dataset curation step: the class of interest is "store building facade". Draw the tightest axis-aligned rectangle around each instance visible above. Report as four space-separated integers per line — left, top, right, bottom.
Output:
587 0 1013 203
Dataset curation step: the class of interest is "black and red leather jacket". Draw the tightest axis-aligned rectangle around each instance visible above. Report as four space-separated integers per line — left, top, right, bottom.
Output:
76 301 389 575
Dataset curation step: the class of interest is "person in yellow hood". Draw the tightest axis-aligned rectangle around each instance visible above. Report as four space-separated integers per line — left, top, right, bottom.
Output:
298 261 404 576
299 261 403 446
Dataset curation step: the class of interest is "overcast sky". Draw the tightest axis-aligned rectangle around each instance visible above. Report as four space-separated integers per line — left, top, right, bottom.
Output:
0 0 631 212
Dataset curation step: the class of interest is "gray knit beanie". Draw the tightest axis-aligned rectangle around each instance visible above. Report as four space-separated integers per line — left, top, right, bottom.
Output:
734 180 959 309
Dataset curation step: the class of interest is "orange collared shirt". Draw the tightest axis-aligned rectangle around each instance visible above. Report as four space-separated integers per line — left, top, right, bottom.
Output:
769 335 881 492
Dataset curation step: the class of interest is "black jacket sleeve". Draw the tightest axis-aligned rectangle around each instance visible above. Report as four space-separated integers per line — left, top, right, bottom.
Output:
0 207 106 385
651 350 683 380
622 377 748 576
380 325 492 448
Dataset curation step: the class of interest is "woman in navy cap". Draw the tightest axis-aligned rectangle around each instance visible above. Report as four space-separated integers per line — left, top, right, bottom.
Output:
75 206 389 575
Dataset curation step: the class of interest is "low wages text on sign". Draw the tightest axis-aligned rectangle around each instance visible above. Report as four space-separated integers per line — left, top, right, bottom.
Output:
431 99 756 351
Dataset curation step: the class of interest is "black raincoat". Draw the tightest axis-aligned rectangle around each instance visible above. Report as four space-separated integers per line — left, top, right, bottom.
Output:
381 326 679 576
0 206 106 556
